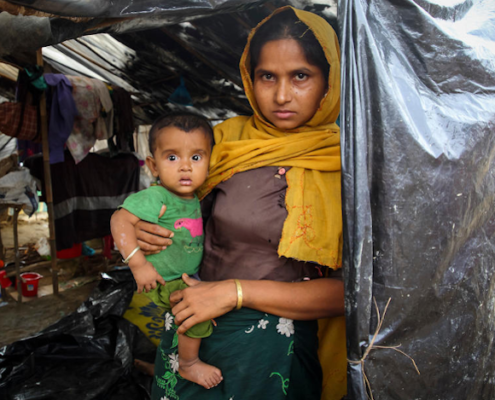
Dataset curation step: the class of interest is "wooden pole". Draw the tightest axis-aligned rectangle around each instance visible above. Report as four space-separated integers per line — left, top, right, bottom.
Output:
36 48 59 295
13 206 22 302
0 220 4 260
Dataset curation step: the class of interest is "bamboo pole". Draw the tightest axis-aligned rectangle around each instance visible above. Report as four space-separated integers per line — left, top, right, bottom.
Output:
60 42 120 76
13 206 22 302
36 48 59 295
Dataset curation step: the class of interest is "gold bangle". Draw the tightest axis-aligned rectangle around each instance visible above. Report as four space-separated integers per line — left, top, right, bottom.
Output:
234 279 243 310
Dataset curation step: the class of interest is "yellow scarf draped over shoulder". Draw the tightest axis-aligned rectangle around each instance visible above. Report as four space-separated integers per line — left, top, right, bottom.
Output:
198 6 343 269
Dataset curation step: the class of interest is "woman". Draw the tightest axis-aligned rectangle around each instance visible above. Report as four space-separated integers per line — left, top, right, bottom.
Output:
135 6 347 400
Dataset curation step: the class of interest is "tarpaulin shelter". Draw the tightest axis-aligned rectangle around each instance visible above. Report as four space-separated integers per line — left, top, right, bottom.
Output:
1 0 495 399
339 0 495 398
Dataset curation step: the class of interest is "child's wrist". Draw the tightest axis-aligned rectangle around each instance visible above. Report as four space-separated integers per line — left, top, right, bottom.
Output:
123 245 141 264
127 252 147 270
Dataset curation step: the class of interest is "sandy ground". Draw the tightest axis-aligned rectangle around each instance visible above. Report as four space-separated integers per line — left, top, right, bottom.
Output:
0 210 50 251
0 210 114 347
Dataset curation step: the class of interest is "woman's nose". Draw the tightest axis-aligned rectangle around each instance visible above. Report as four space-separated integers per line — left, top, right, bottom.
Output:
275 79 292 104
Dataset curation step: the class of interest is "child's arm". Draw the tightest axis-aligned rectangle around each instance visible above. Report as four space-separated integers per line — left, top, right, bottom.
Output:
111 208 166 293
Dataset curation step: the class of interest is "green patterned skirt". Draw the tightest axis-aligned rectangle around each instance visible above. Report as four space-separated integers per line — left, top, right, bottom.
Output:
151 308 322 400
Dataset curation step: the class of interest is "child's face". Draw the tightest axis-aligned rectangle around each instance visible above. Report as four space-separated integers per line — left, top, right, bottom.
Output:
146 127 211 199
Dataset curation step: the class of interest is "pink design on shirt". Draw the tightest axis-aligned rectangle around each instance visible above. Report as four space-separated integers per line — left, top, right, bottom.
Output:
174 218 203 238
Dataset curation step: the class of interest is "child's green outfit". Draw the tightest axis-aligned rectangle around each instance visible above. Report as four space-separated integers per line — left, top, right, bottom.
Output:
121 185 212 339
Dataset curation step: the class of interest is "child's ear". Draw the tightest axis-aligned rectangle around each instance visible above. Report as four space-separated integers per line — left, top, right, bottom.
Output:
145 156 159 178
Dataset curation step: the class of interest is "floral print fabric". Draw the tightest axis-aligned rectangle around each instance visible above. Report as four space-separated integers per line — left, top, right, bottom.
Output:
151 308 322 400
66 76 100 164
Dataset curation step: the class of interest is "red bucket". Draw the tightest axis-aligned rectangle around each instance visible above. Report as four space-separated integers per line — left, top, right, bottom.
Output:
20 272 43 297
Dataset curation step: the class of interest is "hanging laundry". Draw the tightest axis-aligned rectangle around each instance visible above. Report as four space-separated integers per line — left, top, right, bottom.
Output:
44 74 78 164
92 79 114 140
168 76 193 106
0 69 41 144
66 76 101 164
111 86 135 153
25 66 47 92
24 150 140 250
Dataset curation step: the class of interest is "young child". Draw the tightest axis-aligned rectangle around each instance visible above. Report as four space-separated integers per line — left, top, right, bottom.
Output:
110 112 222 389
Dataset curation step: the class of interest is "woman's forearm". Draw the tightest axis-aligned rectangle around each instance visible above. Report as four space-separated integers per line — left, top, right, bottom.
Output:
171 275 345 334
240 278 345 320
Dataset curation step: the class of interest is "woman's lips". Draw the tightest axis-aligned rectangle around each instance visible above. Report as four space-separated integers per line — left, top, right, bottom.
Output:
273 110 295 119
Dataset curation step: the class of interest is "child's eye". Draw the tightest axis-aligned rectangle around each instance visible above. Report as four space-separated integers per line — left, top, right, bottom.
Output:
192 154 202 161
168 155 177 161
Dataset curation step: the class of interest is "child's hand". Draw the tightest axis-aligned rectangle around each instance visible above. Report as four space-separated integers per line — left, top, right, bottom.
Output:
132 261 166 293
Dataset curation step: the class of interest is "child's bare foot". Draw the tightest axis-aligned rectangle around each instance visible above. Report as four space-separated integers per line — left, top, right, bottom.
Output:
134 359 155 376
178 357 223 389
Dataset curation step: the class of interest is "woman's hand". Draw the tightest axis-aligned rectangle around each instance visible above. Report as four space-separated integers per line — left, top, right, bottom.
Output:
170 274 237 334
133 205 174 255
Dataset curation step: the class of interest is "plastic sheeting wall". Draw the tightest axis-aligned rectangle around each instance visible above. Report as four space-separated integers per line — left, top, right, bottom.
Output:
340 0 495 399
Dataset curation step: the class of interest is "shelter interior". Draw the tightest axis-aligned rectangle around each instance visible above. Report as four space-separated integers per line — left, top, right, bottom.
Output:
0 0 338 356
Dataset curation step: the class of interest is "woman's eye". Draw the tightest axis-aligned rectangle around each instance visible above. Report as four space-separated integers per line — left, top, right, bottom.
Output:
192 154 202 161
262 73 273 81
295 73 308 81
168 155 177 161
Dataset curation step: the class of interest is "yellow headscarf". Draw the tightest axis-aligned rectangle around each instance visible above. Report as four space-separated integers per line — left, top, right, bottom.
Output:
198 7 347 399
198 6 342 269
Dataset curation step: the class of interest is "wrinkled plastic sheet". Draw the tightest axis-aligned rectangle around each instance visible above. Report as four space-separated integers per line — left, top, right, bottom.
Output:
0 0 268 58
6 0 265 18
340 0 495 399
0 270 157 400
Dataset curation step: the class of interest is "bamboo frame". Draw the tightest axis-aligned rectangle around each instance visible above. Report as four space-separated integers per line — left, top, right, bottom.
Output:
13 206 22 301
36 48 59 295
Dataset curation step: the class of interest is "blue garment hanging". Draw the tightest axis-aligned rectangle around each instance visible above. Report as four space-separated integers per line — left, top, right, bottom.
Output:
168 76 193 106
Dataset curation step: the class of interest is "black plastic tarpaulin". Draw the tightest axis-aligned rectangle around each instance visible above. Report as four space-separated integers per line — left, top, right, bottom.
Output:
340 0 495 399
6 0 265 18
0 270 157 400
0 0 269 58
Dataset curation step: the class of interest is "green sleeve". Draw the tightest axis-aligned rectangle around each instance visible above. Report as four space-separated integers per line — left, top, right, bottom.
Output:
120 187 167 224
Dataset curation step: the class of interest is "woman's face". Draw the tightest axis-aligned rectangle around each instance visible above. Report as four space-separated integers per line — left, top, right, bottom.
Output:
253 38 327 130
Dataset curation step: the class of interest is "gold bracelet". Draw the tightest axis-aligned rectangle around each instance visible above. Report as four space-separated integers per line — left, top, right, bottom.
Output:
234 279 243 310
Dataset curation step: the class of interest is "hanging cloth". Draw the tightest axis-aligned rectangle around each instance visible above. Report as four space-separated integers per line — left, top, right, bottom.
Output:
92 79 114 140
66 76 100 164
44 74 78 164
168 76 193 106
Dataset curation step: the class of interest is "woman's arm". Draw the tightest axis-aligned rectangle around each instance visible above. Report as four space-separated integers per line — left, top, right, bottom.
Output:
171 274 344 334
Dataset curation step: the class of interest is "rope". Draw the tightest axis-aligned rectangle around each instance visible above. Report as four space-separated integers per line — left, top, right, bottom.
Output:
348 297 420 400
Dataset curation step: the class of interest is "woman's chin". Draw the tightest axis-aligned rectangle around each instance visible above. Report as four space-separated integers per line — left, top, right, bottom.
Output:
266 118 300 131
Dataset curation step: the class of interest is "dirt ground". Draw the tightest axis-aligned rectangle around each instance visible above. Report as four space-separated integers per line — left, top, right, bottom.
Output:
0 210 115 347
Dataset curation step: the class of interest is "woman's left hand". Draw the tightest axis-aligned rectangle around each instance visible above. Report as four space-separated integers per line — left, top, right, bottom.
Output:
170 274 237 334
